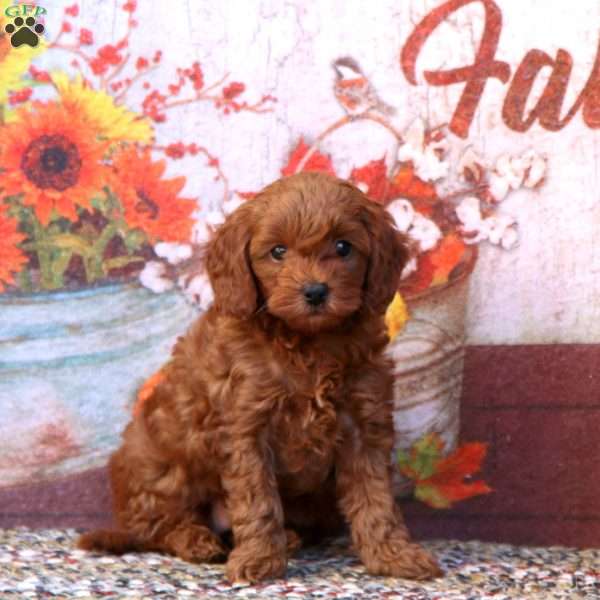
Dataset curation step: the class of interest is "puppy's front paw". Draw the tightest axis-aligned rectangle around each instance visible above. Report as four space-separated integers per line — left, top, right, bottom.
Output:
225 543 287 583
360 535 443 580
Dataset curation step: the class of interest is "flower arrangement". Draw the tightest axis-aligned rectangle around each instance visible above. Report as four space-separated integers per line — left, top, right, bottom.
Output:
0 1 274 294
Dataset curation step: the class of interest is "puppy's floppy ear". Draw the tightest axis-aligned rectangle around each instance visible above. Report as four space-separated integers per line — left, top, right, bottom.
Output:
359 196 409 315
205 203 257 318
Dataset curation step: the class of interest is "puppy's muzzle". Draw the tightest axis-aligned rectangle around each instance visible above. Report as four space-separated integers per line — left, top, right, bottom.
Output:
302 282 329 307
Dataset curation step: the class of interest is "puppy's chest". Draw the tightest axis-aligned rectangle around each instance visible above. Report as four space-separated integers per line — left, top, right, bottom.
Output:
268 360 343 483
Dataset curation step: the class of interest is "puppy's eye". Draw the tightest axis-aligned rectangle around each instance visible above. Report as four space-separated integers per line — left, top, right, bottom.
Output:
335 240 352 258
270 245 287 261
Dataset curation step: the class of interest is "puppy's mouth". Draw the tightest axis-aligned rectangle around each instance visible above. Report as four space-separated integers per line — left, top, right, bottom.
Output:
265 283 361 334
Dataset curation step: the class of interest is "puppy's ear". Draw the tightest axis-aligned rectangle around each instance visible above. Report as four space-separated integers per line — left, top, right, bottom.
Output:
360 198 409 315
205 203 257 318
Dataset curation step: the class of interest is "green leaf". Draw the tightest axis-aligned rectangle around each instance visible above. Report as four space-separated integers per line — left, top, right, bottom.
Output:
103 256 145 271
124 229 147 252
24 233 94 257
49 250 73 288
409 433 445 480
397 449 410 468
415 483 452 509
18 269 33 293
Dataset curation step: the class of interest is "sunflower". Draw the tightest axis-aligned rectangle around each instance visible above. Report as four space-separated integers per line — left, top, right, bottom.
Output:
111 147 196 243
0 8 42 104
0 101 109 225
53 72 154 144
0 206 27 292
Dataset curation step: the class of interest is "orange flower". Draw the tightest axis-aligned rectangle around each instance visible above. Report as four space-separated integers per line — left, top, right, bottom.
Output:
0 101 109 226
111 147 196 242
0 207 27 292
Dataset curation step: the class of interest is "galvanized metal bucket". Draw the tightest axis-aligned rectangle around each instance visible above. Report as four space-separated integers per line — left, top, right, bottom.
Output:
0 283 197 487
389 250 476 496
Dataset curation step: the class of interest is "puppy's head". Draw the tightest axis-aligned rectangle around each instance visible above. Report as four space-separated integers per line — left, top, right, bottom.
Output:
205 172 408 334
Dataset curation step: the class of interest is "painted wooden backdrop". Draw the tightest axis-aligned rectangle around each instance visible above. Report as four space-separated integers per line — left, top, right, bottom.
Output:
2 0 599 547
31 0 599 344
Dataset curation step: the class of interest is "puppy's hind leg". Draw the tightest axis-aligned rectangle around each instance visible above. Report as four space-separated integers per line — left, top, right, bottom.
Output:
78 439 226 564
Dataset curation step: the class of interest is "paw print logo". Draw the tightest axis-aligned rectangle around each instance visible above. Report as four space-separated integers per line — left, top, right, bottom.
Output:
4 16 45 48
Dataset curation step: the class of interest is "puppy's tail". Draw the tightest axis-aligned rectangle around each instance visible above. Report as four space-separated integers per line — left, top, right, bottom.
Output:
77 529 163 555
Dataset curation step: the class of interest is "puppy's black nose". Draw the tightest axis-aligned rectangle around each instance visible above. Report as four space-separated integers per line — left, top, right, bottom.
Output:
303 282 329 306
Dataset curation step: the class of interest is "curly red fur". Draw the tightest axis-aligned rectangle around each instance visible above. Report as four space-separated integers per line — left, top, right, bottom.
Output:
77 172 442 583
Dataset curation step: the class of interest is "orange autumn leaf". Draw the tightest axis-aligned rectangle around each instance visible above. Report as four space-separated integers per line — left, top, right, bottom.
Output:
429 234 467 287
399 234 466 296
133 369 166 418
281 138 336 177
392 163 438 205
350 157 400 203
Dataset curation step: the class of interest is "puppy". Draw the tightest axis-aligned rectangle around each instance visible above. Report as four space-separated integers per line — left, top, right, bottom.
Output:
78 172 442 583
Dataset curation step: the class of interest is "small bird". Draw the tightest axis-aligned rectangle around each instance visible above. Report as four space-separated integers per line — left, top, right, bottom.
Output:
332 56 395 117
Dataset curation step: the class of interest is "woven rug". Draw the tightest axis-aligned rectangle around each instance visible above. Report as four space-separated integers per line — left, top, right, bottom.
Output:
0 529 598 599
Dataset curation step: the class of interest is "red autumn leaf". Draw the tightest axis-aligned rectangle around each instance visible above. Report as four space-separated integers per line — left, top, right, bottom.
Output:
398 253 435 296
282 138 336 177
417 442 492 508
350 157 400 203
398 433 492 509
392 163 438 203
410 198 435 217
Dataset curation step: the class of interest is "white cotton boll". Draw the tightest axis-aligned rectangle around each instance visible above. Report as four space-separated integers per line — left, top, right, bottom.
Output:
400 256 418 280
386 199 415 233
181 272 214 311
139 262 174 293
462 229 487 245
523 154 547 188
414 149 449 182
458 147 485 182
455 196 482 230
501 226 519 250
398 118 426 163
222 194 245 216
397 118 449 182
192 221 213 245
206 210 226 227
408 213 442 252
495 154 525 190
154 242 192 265
488 173 510 202
430 135 449 156
484 214 517 246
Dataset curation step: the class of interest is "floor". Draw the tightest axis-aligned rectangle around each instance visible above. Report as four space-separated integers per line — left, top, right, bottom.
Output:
0 528 598 599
